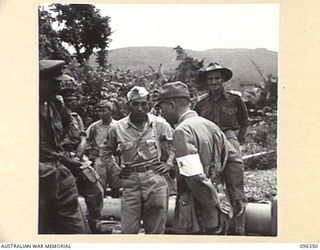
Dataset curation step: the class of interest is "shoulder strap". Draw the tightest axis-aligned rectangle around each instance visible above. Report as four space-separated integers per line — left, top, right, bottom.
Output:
227 89 242 97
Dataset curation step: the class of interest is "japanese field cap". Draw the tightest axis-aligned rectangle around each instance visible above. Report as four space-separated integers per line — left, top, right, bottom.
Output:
127 86 149 102
39 60 73 82
154 81 190 107
200 62 233 82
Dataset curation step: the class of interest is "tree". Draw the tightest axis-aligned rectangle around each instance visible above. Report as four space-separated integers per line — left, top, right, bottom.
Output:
243 60 278 112
173 46 204 83
173 45 205 99
51 4 112 66
38 6 71 61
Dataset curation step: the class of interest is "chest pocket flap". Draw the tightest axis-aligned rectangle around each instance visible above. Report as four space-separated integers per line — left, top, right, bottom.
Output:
118 141 134 151
221 106 237 115
117 142 135 163
138 139 158 161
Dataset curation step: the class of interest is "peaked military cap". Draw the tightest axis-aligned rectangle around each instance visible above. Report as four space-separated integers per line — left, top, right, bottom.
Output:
154 81 190 107
39 60 73 81
60 88 77 102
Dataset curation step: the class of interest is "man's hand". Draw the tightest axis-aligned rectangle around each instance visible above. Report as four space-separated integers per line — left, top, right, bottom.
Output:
152 162 171 175
217 193 232 215
232 199 247 216
58 154 82 176
59 154 82 168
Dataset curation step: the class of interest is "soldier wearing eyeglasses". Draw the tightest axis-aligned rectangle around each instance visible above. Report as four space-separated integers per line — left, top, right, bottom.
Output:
100 86 174 234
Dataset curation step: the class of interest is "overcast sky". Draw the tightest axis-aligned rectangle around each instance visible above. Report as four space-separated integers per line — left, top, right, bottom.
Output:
95 4 279 52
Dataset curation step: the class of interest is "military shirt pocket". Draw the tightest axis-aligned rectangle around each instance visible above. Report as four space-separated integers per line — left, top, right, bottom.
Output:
138 139 158 160
221 106 238 126
221 106 237 115
118 142 134 151
117 142 135 162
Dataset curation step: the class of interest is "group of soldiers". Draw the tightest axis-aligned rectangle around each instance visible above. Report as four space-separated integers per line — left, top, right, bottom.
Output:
39 59 249 235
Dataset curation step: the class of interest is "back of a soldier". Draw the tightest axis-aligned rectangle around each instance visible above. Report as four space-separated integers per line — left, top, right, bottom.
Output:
177 115 218 171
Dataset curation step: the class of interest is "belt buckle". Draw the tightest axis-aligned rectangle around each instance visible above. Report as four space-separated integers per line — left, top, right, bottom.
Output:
139 165 149 172
131 165 143 173
131 162 154 173
140 165 148 172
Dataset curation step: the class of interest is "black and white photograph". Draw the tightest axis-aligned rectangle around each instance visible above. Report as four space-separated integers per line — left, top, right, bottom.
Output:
3 0 320 246
38 3 279 236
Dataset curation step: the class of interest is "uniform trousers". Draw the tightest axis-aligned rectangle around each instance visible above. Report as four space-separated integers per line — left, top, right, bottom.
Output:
39 162 87 234
76 172 104 228
120 169 168 234
224 129 246 235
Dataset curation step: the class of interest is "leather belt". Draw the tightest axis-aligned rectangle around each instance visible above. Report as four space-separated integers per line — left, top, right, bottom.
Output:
125 161 158 173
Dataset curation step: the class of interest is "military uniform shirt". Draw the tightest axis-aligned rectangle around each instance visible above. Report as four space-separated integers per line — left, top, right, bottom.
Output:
86 119 115 150
172 110 245 233
61 111 86 151
39 100 71 162
194 89 249 132
100 113 173 167
174 110 243 180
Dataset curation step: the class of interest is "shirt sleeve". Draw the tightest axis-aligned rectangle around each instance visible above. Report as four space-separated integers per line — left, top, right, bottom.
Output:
76 114 86 137
85 124 95 148
173 127 204 177
156 118 173 141
222 139 245 201
223 161 245 201
211 130 229 174
237 97 249 127
155 118 175 164
100 124 118 162
174 127 220 216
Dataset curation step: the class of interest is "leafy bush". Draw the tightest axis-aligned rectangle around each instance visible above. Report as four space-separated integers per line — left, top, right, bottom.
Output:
242 110 277 170
64 58 171 126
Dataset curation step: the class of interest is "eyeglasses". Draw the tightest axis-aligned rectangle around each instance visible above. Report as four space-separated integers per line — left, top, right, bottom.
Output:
130 101 149 108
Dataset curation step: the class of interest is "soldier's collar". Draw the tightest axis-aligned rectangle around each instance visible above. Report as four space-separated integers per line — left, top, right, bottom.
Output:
127 113 153 129
178 110 198 124
209 88 229 100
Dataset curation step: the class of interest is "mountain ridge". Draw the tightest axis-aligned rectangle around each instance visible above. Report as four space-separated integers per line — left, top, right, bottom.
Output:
88 46 278 89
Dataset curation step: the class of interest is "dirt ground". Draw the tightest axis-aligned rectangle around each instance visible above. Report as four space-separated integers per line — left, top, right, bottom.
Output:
244 168 277 202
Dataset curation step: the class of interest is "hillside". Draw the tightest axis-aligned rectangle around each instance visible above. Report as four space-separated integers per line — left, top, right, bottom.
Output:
88 46 278 90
